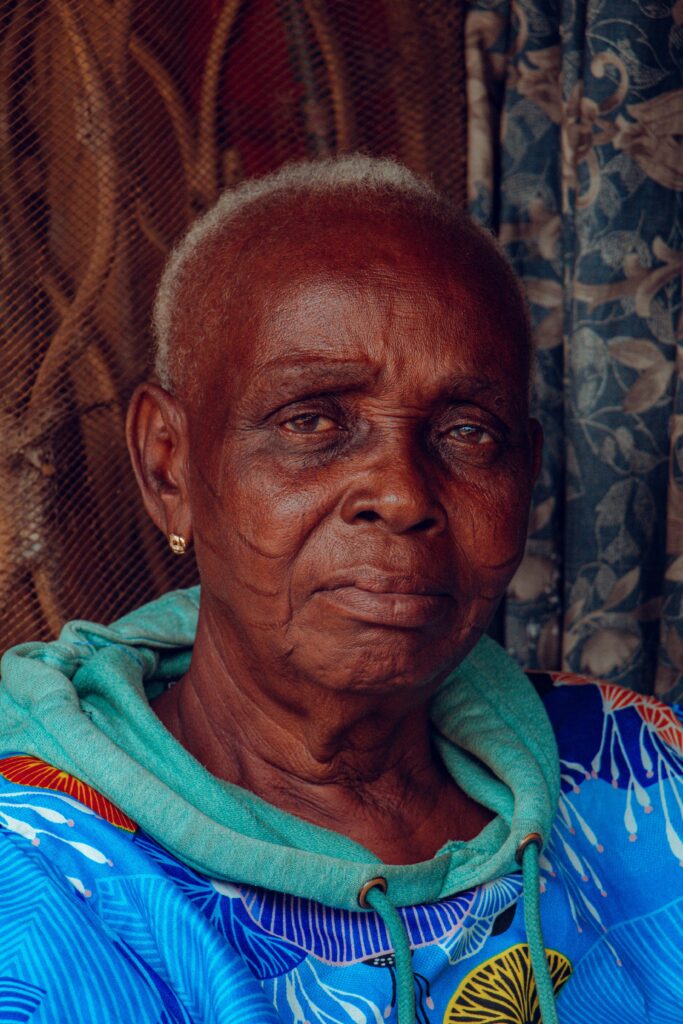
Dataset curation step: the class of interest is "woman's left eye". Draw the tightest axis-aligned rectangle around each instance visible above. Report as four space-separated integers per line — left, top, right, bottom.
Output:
448 424 493 445
282 413 338 434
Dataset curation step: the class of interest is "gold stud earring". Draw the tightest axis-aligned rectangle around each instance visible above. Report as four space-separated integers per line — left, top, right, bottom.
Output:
168 533 188 556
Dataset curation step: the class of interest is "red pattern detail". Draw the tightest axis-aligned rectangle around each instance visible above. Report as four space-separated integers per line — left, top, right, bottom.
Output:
0 755 137 832
549 671 593 688
550 672 683 756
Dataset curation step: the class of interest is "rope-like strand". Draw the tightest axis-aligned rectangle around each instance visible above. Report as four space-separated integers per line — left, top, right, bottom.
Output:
522 844 559 1024
365 887 416 1024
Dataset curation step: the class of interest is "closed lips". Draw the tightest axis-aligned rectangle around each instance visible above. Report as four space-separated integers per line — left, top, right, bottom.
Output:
317 576 452 627
318 572 452 596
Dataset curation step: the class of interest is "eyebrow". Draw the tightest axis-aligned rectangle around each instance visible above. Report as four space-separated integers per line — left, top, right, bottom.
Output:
247 358 378 398
441 376 522 414
245 358 515 412
440 376 501 399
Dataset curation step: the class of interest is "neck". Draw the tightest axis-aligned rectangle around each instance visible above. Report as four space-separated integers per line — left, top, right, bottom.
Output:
152 603 492 862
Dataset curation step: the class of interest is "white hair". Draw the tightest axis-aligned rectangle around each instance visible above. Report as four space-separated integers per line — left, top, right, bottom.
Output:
152 155 444 391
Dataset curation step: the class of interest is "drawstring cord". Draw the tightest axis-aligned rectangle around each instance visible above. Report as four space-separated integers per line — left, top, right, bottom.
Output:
520 839 559 1024
365 885 416 1024
360 834 559 1024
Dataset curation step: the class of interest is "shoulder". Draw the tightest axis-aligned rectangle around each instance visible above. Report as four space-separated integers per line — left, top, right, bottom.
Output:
528 671 683 918
0 752 139 896
523 673 683 1016
0 752 279 1024
527 670 683 844
532 668 683 769
0 753 138 831
527 668 683 770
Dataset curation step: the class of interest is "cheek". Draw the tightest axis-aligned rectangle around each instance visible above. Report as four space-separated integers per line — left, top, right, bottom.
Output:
440 474 530 639
446 471 531 587
190 454 333 603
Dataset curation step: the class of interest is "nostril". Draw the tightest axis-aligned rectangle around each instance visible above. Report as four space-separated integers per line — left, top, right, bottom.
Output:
356 509 380 523
410 516 439 533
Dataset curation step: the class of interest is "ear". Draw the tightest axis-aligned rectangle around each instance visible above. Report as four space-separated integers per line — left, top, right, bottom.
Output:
126 383 193 544
528 417 544 483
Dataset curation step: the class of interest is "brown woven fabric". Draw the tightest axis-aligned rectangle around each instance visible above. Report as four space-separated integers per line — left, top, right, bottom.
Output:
1 0 468 648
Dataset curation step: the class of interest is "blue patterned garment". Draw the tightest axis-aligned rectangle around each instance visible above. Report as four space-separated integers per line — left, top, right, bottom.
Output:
1 671 682 1023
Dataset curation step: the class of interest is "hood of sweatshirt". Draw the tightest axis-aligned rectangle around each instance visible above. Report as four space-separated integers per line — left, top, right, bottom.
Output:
0 585 559 912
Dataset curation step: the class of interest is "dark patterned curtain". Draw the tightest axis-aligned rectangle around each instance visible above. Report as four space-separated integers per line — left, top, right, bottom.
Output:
467 0 683 698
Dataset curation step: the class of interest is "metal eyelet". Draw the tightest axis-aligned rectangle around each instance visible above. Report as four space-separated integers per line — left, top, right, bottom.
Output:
515 831 543 866
357 876 388 908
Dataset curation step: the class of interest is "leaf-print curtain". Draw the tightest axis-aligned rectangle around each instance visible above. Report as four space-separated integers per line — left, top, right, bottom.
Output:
466 0 683 698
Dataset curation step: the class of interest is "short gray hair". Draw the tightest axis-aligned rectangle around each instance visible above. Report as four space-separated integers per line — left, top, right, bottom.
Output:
152 154 524 393
153 156 446 391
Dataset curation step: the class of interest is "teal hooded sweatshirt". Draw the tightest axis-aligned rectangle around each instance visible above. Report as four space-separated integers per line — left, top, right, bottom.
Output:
0 586 561 1022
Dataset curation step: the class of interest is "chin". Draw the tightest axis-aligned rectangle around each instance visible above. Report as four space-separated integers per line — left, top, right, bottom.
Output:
286 622 469 697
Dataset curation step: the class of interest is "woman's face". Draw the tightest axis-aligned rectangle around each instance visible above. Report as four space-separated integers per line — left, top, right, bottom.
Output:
181 213 540 697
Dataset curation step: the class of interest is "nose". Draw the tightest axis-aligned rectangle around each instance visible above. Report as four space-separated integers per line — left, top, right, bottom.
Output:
339 437 447 536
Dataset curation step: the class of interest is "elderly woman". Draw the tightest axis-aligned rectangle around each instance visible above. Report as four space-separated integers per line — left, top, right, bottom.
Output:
1 157 682 1024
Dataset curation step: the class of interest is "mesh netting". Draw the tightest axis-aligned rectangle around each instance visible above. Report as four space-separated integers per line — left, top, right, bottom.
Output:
1 0 467 648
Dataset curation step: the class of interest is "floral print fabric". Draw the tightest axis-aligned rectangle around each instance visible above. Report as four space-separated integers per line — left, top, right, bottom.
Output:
466 0 683 698
2 672 683 1022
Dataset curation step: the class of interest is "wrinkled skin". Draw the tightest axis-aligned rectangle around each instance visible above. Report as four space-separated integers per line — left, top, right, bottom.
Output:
127 199 542 864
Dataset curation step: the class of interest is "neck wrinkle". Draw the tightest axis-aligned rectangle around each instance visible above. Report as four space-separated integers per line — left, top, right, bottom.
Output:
151 602 491 862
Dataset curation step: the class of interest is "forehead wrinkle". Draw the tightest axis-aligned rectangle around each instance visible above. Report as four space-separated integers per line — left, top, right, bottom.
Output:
220 263 528 414
250 261 486 363
241 348 524 417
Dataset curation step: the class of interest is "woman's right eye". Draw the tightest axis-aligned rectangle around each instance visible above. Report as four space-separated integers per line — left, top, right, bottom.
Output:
280 413 339 434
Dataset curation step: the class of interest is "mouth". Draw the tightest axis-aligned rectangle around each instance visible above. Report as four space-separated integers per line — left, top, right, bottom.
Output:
316 573 453 629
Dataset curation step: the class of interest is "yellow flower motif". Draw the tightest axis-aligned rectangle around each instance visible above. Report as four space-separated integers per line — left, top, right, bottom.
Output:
443 943 572 1024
